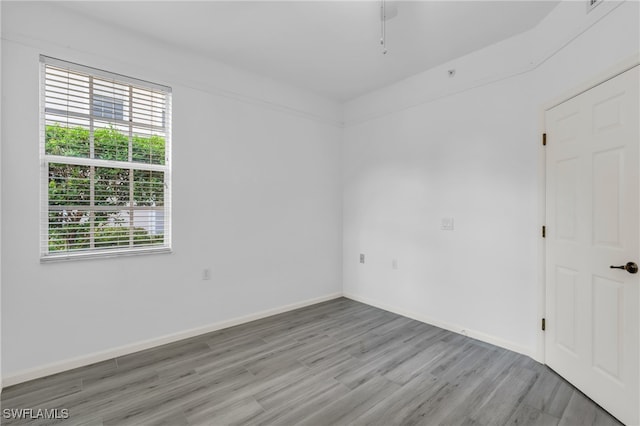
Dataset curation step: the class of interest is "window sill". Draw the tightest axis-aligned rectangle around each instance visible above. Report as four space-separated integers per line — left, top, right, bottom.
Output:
40 247 173 263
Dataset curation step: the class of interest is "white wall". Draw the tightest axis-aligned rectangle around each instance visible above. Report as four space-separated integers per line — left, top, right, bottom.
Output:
1 2 343 381
2 0 639 386
0 0 3 394
342 1 640 358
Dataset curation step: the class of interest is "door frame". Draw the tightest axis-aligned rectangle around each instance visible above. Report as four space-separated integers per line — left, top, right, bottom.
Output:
537 53 640 366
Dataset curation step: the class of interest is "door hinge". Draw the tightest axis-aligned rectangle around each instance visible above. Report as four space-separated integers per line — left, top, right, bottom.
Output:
542 226 546 238
542 133 547 146
542 318 546 331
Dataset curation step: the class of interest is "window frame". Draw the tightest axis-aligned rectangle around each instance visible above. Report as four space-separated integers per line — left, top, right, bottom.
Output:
39 56 172 261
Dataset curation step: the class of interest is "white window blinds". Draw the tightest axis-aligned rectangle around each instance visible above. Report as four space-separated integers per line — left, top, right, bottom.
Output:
40 56 172 260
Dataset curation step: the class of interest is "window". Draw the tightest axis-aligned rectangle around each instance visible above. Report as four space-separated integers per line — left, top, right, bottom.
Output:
40 56 172 260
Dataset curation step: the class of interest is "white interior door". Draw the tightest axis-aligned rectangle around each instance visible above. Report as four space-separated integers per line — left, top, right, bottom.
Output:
545 65 639 426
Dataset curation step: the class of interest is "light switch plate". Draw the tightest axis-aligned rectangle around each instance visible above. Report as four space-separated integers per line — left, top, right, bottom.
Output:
441 217 454 231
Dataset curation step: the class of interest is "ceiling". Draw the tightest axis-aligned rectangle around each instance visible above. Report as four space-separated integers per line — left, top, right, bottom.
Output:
57 1 560 102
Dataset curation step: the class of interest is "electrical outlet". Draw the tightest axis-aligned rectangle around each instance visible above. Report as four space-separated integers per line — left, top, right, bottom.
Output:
441 217 454 231
202 268 211 280
360 253 365 264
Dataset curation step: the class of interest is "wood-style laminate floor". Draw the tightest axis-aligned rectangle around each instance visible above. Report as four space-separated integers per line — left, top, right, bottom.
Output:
1 298 623 426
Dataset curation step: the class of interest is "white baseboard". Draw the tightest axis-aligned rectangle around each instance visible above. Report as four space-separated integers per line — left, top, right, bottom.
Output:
343 292 535 359
2 292 343 388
